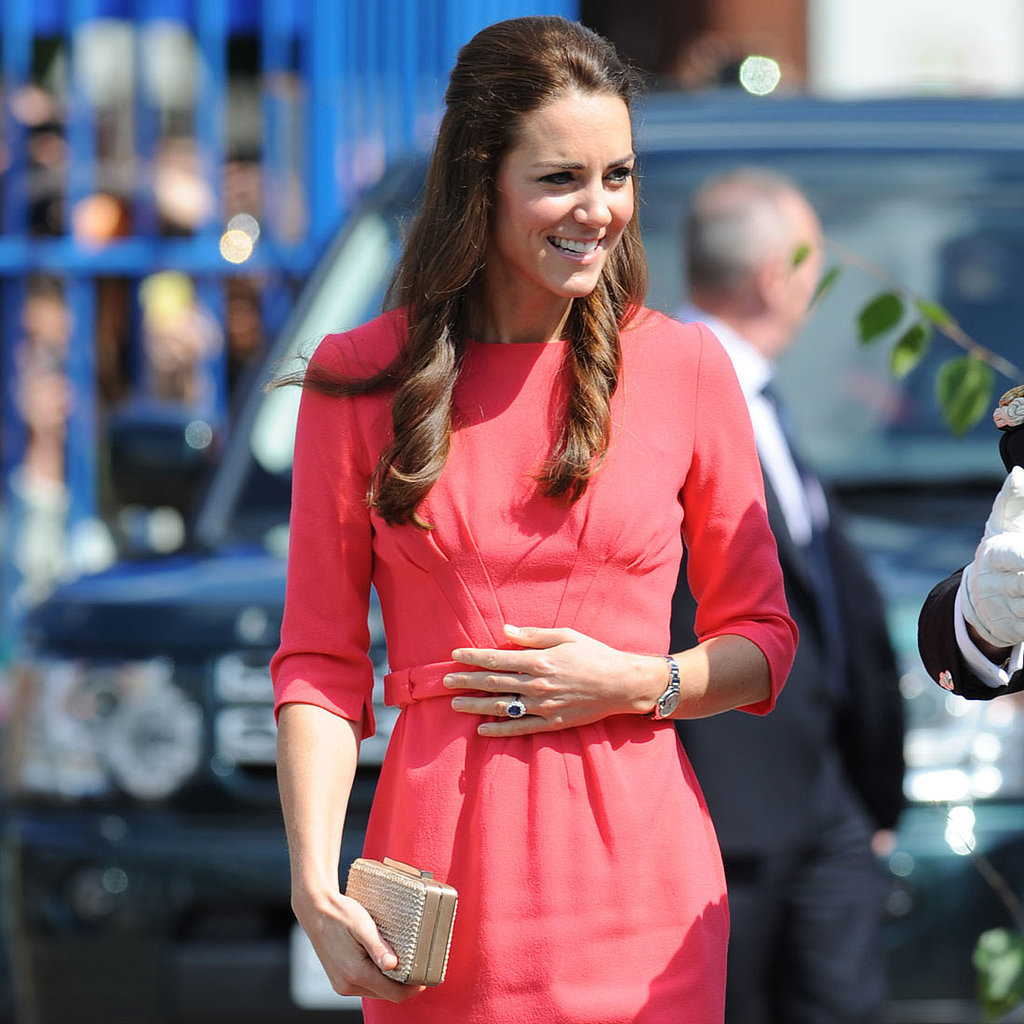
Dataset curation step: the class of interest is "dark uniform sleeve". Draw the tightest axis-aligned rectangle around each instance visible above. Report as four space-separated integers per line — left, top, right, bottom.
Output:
917 568 1024 699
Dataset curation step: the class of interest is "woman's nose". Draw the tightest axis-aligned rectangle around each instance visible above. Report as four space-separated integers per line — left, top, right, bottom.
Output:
574 186 611 227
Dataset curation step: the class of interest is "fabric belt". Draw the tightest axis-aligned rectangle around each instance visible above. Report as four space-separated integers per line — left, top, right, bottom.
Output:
384 661 479 709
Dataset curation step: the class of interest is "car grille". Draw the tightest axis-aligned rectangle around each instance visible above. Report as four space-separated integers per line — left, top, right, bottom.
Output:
211 650 395 801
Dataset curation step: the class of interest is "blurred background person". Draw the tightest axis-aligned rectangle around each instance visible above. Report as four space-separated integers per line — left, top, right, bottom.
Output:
8 286 73 614
137 270 223 417
671 168 906 1024
2 278 115 652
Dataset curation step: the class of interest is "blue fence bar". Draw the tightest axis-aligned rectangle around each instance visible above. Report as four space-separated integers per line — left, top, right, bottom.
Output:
1 3 33 516
65 3 100 531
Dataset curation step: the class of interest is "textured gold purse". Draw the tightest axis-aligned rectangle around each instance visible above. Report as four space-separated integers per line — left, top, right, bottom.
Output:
344 857 458 986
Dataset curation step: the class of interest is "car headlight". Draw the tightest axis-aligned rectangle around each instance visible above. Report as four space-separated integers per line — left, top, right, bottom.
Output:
6 657 203 801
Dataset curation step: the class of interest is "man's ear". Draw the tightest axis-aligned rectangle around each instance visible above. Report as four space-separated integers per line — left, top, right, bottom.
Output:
754 253 788 312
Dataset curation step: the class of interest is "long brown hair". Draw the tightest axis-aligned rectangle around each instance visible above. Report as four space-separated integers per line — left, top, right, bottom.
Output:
295 16 647 526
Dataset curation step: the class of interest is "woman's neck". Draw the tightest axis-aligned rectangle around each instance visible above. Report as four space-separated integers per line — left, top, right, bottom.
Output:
472 293 573 344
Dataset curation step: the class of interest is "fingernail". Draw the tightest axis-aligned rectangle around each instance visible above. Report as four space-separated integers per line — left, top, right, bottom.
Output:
451 698 465 710
442 674 454 687
504 624 521 636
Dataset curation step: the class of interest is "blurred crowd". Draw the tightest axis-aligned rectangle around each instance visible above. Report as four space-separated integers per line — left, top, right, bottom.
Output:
1 76 280 658
2 270 268 658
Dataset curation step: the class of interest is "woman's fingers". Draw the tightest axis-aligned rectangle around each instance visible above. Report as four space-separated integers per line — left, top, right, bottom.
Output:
450 624 577 673
332 963 411 1001
444 669 532 692
449 694 569 736
450 693 534 716
301 897 424 1003
502 623 578 647
449 650 534 675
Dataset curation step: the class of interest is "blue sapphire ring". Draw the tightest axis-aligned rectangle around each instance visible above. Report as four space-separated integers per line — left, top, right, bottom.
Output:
505 697 527 718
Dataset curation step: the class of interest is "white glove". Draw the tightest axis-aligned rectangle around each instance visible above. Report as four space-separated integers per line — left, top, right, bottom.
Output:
961 465 1024 647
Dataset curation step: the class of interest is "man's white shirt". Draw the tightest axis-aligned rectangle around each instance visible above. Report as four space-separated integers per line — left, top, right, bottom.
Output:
675 304 818 547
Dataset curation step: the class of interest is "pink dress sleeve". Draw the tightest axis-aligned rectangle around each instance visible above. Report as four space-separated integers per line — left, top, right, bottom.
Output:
269 333 382 737
681 322 798 714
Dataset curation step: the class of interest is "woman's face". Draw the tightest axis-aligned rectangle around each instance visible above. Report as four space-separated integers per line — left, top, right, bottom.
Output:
485 90 635 328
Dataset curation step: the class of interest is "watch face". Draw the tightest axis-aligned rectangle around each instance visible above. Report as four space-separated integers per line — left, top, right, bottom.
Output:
658 690 681 718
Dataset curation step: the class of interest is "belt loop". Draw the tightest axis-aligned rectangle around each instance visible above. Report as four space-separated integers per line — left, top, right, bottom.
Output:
383 661 467 708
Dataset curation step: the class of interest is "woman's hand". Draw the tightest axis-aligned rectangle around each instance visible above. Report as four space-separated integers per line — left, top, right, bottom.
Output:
291 885 426 1003
443 624 667 735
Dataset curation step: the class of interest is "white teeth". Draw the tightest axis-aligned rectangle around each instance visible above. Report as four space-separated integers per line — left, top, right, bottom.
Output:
549 236 599 255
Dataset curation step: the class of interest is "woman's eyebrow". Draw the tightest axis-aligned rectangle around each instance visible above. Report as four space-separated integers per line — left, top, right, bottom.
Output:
530 153 636 171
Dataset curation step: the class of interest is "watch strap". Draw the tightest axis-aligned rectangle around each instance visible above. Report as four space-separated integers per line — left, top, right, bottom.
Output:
651 654 681 719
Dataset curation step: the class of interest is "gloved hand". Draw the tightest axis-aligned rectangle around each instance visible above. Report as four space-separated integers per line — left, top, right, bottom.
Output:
960 466 1024 647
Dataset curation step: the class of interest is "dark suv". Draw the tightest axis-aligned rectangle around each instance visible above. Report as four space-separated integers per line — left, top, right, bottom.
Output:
6 95 1024 1024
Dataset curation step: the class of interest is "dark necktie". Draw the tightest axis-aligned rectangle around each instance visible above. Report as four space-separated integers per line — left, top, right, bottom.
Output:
761 383 849 703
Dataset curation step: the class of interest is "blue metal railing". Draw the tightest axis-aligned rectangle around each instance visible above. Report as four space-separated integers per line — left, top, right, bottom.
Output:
0 0 578 655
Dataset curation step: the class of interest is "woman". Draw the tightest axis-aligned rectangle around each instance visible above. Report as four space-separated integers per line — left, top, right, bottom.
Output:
272 15 796 1024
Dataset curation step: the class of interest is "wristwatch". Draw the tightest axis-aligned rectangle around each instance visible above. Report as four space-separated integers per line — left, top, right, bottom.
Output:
650 655 681 719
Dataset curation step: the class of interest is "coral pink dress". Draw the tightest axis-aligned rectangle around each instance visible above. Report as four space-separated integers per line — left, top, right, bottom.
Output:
272 307 796 1024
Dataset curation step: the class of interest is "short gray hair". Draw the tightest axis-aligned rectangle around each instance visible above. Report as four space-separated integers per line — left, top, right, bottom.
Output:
685 167 802 296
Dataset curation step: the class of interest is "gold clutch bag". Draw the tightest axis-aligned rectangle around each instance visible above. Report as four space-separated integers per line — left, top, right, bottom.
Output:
344 856 458 987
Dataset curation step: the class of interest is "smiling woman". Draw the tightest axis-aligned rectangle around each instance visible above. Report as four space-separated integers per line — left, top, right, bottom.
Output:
269 15 796 1024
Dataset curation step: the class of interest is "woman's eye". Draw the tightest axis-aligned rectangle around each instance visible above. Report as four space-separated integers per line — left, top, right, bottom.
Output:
606 166 634 184
541 172 574 185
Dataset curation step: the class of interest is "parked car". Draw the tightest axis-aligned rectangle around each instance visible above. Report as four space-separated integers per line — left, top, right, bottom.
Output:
5 93 1024 1024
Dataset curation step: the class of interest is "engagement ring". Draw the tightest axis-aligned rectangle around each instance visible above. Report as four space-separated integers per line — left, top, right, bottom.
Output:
505 697 527 718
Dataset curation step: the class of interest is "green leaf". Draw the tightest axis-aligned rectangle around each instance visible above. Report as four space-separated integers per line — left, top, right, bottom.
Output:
889 323 930 379
973 928 1024 1022
792 242 811 268
858 292 904 344
936 356 995 436
809 265 842 311
914 298 956 329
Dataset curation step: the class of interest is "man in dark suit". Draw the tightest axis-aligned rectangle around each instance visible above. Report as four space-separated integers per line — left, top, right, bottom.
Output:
673 168 906 1024
918 464 1024 699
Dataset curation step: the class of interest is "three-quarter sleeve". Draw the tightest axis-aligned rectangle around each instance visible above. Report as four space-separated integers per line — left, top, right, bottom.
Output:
270 335 382 737
681 323 798 713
